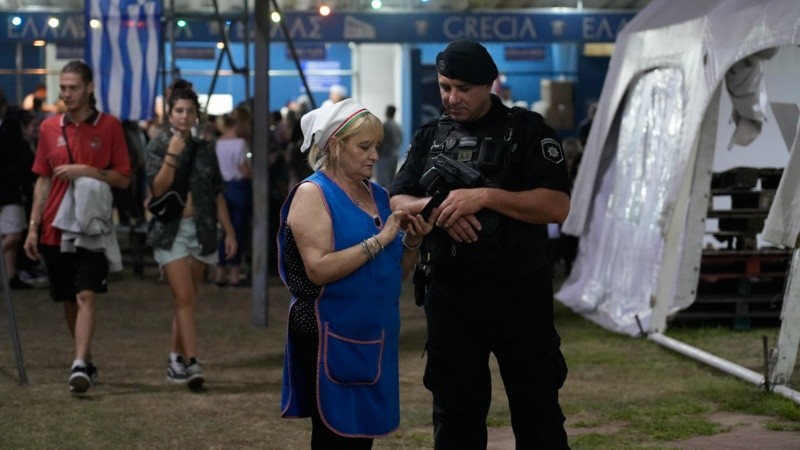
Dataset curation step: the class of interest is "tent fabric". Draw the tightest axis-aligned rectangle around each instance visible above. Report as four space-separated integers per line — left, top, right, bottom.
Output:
556 68 684 334
724 49 776 149
763 117 800 247
557 0 800 336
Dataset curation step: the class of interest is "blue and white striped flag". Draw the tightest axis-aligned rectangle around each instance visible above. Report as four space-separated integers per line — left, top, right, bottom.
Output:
85 0 162 121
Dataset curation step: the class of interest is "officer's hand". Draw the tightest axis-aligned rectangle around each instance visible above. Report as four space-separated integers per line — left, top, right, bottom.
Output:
436 188 484 243
441 215 480 243
435 188 484 225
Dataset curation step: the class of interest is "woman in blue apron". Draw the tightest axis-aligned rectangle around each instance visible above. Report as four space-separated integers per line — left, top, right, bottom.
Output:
277 99 437 449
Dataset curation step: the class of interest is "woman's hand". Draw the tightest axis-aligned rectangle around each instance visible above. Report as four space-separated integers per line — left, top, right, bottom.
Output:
379 210 405 240
167 131 187 156
381 208 440 247
223 233 238 260
397 207 440 279
401 206 440 247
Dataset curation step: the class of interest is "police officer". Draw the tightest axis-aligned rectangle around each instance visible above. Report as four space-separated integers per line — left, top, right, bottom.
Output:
389 39 571 449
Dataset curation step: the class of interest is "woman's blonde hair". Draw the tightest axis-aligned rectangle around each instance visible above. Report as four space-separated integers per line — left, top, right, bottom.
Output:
307 112 383 171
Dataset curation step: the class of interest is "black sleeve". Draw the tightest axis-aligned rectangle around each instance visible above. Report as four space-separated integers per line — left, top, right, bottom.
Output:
388 124 436 198
513 112 571 196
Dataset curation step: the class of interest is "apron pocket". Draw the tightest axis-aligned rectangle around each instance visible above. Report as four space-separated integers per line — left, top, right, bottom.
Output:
322 323 384 385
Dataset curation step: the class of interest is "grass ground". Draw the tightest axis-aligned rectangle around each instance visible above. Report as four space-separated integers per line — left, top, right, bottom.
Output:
1 268 799 449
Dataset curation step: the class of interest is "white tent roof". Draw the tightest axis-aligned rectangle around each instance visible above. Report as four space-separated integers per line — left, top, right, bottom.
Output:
557 0 800 335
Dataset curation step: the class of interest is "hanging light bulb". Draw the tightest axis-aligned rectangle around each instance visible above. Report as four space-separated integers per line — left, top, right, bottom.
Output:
319 4 331 16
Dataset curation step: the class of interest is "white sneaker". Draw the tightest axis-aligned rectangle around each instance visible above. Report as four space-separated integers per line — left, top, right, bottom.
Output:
185 358 205 391
69 365 92 394
166 355 188 384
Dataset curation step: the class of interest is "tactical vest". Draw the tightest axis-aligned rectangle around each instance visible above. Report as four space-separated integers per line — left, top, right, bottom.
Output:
420 107 547 265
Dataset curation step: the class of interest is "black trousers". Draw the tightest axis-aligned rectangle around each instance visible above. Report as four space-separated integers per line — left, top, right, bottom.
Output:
292 331 374 450
422 266 570 450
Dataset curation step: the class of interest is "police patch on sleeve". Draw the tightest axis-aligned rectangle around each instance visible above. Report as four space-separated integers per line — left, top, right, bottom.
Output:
541 138 564 164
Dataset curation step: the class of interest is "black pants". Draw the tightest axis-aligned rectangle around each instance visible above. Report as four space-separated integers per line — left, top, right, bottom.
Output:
422 267 570 450
292 331 374 450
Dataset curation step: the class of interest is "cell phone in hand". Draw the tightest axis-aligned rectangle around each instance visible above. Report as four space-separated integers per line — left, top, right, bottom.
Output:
420 191 446 221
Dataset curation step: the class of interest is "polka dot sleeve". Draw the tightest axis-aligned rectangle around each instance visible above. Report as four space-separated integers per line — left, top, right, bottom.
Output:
284 225 320 335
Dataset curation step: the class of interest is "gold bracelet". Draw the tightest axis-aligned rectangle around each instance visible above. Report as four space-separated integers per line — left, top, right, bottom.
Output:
29 220 39 228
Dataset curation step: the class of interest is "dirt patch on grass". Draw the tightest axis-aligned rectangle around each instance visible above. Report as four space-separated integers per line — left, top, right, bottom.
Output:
487 413 800 449
667 412 800 449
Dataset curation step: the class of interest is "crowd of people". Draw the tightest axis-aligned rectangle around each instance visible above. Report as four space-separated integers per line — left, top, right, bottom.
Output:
2 38 580 447
1 87 47 290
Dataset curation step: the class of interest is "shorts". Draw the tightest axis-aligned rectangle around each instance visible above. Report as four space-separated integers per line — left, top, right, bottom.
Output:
0 204 26 235
40 245 109 302
153 218 217 268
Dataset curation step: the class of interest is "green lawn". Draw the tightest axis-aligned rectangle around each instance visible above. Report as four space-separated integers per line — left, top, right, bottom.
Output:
0 270 798 449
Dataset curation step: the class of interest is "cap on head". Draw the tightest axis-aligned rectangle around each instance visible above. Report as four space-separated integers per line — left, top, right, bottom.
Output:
435 39 498 85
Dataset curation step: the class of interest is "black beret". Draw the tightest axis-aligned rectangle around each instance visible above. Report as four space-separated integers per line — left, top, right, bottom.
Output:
435 39 498 85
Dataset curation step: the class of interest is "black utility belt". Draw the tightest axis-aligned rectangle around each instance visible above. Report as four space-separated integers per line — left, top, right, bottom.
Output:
425 236 545 261
428 250 547 271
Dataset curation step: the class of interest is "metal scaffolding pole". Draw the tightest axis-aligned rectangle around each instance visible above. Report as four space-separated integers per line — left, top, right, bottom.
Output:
251 0 270 327
0 240 28 385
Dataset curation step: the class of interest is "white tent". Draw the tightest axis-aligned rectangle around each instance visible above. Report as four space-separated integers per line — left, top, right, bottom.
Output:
556 0 800 395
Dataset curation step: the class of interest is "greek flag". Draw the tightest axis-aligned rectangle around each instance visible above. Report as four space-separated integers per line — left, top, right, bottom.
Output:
85 0 162 121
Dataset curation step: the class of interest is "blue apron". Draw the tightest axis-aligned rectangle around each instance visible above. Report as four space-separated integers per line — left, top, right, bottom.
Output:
278 171 402 437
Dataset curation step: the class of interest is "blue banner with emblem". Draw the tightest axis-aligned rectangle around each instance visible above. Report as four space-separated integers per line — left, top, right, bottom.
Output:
3 10 634 45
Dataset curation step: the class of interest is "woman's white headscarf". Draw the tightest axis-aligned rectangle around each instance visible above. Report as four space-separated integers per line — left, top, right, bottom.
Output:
300 98 369 153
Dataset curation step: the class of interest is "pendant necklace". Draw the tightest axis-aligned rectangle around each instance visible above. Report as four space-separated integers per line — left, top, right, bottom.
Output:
353 180 381 227
328 172 381 227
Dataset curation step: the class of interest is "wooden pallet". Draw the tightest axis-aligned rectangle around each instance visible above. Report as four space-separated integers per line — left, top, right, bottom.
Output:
671 249 790 328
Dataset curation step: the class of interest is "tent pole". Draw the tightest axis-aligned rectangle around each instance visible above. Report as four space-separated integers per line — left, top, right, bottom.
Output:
648 332 800 405
650 87 721 333
769 246 800 386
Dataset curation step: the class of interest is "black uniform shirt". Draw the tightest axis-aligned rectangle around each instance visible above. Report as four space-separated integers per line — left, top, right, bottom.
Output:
390 96 570 198
390 96 570 283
